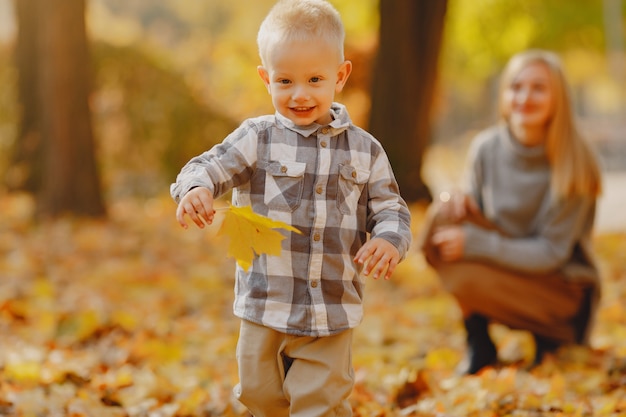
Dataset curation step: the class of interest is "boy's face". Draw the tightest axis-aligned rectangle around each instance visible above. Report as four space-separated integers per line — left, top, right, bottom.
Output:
257 39 352 127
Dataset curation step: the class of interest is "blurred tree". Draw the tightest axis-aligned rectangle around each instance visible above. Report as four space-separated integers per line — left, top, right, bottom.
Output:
7 0 40 193
368 0 447 203
91 42 236 198
436 0 620 142
9 0 106 218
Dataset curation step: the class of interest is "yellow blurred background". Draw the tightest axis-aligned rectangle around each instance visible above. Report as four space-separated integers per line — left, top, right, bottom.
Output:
0 0 624 226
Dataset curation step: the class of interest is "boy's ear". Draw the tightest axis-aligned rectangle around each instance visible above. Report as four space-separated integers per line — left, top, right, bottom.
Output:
257 66 271 93
335 60 352 93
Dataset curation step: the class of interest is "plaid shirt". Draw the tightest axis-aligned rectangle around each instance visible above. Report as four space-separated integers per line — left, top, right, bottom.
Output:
171 103 411 337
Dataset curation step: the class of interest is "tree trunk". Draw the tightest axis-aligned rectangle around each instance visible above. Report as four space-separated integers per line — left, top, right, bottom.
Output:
7 0 42 192
368 0 447 203
11 0 106 218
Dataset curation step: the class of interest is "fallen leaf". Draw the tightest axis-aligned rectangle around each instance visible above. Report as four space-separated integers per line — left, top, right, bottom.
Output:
2 193 626 416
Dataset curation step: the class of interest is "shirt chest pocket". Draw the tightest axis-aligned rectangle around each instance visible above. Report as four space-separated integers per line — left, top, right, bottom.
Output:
263 160 306 212
337 163 370 215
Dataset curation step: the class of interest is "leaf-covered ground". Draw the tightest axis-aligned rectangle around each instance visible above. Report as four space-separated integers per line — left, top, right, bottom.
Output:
1 192 625 416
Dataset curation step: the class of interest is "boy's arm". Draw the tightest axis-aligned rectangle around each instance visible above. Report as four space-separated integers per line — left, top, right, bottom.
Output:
365 148 412 262
171 120 259 206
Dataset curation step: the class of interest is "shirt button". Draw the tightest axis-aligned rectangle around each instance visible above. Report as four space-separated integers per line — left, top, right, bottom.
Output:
321 127 330 134
351 171 357 179
313 233 321 241
281 166 287 173
311 281 318 288
316 186 323 194
320 141 327 148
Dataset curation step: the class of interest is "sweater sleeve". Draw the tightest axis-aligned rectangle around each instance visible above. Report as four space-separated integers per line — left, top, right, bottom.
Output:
462 195 595 274
461 128 494 210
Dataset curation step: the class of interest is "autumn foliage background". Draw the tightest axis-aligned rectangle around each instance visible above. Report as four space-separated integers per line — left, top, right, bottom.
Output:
2 190 626 416
1 0 626 416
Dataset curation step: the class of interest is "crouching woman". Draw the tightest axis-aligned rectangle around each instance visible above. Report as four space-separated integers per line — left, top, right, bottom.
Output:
420 49 603 374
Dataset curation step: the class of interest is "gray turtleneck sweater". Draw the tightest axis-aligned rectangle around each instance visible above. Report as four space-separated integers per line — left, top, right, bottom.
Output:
461 124 598 283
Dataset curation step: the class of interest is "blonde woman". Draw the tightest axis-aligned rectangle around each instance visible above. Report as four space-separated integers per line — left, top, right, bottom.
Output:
421 49 602 374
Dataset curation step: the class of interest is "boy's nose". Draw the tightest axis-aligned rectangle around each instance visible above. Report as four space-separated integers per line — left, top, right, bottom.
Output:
291 85 310 101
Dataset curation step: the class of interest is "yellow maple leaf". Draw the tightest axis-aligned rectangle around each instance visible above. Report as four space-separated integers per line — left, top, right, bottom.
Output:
217 205 301 270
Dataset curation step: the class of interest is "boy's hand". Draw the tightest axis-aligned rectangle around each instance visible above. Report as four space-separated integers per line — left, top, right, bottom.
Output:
354 238 400 280
176 187 216 229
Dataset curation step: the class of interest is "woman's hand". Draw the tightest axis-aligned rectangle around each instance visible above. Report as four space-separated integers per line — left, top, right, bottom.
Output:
438 192 481 223
431 225 466 262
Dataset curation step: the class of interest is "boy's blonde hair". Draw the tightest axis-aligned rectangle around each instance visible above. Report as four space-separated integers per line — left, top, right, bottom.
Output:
498 49 602 200
257 0 345 66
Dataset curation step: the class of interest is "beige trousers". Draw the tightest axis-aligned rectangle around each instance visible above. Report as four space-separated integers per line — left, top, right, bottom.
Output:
420 204 591 344
234 320 354 417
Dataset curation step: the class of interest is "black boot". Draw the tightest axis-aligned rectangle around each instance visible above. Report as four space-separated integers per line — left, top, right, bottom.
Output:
462 314 497 374
532 334 560 366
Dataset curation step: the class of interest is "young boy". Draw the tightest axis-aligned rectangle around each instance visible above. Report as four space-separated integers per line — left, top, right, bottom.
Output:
171 0 411 415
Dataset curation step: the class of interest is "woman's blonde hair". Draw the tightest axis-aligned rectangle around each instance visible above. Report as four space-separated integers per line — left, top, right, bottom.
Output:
257 0 345 66
498 49 602 199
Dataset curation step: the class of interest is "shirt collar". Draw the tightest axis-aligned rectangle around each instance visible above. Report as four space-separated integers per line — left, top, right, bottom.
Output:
275 102 351 138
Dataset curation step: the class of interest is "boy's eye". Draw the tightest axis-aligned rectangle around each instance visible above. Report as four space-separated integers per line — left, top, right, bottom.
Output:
278 79 291 85
310 77 321 83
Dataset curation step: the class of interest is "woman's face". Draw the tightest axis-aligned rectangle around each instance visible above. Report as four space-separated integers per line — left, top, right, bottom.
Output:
502 62 556 137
